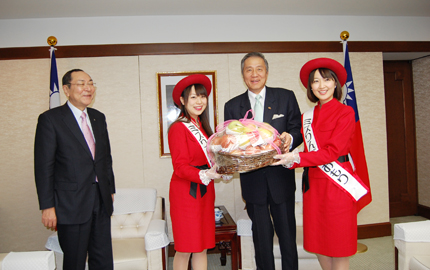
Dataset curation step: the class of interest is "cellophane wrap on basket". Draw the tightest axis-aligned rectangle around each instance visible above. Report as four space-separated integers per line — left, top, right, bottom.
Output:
207 110 285 174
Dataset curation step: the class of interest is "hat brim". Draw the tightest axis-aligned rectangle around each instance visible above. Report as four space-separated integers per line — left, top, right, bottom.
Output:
172 74 212 107
299 58 347 88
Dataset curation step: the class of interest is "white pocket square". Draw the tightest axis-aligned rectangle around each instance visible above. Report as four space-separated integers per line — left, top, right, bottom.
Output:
272 114 284 120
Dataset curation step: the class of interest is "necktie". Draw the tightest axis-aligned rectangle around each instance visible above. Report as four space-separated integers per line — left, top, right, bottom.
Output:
81 112 95 158
254 94 264 122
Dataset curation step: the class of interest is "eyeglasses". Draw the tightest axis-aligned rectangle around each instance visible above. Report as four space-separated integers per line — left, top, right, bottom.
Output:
67 82 97 88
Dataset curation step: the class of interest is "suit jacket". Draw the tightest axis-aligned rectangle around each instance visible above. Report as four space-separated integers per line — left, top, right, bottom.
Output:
224 87 302 204
34 103 115 224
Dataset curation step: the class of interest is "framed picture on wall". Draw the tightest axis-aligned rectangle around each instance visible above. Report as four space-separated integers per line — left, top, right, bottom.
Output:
156 71 218 158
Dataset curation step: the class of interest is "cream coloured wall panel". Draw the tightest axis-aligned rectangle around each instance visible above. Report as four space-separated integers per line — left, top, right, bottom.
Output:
0 59 55 253
346 52 390 224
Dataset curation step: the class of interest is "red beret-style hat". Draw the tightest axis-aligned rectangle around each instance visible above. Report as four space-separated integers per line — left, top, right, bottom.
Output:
300 58 347 88
172 74 212 107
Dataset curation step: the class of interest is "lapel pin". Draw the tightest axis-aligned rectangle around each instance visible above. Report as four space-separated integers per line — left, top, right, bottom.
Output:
268 107 272 110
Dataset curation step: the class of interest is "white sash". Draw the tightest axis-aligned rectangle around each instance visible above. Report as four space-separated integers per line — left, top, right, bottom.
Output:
182 121 212 166
303 108 368 201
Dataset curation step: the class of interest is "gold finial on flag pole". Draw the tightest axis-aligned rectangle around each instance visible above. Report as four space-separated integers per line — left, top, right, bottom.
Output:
47 36 58 46
340 31 349 41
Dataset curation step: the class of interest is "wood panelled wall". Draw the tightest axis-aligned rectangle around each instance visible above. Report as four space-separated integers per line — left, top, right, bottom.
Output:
1 41 429 60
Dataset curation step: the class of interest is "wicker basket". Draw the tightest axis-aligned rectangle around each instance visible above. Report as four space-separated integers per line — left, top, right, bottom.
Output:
214 145 284 174
207 113 285 174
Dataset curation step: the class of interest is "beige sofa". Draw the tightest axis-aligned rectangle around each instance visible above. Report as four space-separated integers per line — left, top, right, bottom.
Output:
45 188 169 270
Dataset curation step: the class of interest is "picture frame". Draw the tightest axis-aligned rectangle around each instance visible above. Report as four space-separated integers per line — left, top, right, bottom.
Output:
156 71 218 157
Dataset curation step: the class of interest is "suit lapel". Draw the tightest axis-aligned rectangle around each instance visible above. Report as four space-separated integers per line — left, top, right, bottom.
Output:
263 87 277 124
61 104 93 159
239 91 252 119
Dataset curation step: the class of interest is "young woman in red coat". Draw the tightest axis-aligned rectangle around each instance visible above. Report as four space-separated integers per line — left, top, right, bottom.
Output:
273 58 369 270
168 74 225 270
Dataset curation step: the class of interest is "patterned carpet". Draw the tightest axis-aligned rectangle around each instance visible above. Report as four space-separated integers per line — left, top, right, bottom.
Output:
168 216 428 270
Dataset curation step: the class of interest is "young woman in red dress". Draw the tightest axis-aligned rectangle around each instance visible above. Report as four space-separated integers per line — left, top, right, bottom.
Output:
168 74 224 270
273 58 369 270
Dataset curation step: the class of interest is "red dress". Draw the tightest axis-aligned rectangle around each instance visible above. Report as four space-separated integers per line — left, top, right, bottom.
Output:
168 119 215 252
291 99 357 257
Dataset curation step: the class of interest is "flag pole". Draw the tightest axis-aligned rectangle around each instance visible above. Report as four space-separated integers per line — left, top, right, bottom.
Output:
340 31 349 104
47 36 61 109
340 30 369 254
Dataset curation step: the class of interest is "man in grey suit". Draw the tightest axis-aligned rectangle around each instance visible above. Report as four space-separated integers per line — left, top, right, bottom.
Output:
35 69 115 270
224 52 302 270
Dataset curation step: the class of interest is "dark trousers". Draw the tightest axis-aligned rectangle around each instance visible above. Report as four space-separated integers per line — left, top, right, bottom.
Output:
57 183 113 270
246 196 298 270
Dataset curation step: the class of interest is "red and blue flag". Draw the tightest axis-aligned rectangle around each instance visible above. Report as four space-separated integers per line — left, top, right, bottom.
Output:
343 41 372 212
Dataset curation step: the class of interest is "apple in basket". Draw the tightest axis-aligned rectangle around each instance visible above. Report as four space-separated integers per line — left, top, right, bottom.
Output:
220 134 237 149
238 134 251 149
243 123 258 132
210 135 223 153
258 127 274 141
211 135 222 145
227 120 245 134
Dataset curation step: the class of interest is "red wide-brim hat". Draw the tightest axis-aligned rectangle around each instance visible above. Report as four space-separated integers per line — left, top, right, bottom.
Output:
172 74 212 106
299 58 347 88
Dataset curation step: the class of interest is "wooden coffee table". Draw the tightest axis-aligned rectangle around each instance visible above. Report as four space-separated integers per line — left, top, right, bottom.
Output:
215 205 238 270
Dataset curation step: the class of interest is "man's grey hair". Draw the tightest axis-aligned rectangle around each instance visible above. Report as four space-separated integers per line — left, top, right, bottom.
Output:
241 52 269 74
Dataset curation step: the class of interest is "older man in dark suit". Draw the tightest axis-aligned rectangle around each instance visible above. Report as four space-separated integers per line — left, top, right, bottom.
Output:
34 69 115 270
224 52 302 270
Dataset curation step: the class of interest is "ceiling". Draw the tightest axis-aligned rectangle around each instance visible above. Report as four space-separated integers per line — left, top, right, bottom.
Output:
1 0 429 60
2 0 430 19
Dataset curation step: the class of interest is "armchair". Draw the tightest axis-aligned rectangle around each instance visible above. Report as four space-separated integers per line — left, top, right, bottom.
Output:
394 220 430 270
0 251 55 270
111 188 169 270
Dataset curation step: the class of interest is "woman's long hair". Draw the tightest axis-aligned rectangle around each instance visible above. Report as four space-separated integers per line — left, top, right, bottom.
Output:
168 84 213 137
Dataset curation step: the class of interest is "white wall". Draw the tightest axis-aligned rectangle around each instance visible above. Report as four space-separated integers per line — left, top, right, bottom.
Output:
1 15 430 48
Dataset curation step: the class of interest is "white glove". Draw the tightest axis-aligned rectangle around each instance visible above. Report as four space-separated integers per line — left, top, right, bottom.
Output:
199 166 222 185
221 174 233 183
271 148 301 168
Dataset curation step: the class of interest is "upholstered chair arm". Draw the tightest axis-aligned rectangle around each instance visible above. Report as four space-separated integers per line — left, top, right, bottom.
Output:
236 210 252 237
394 220 430 270
0 251 55 270
145 219 169 251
